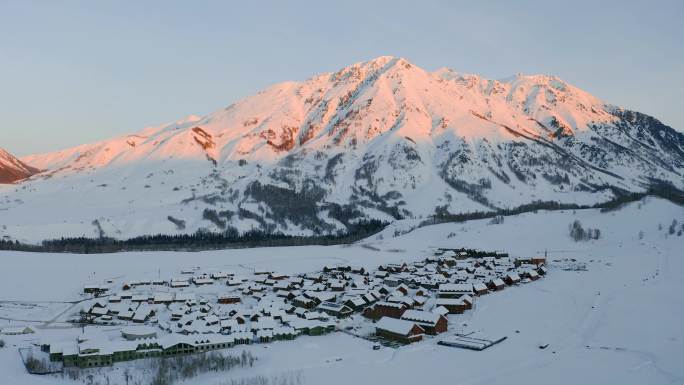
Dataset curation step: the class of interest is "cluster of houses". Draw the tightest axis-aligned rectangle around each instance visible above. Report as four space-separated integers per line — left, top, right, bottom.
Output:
43 249 546 368
360 252 546 344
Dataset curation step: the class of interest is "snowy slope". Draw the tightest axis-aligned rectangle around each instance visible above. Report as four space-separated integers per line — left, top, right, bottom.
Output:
0 148 39 184
1 56 683 242
0 197 682 385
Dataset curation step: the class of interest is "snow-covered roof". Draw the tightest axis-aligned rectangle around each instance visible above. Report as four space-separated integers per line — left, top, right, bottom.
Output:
432 306 449 316
375 301 405 309
375 317 423 336
401 310 442 325
1 326 34 335
473 282 488 291
435 298 465 306
438 283 472 293
121 326 157 338
154 293 173 302
317 301 350 313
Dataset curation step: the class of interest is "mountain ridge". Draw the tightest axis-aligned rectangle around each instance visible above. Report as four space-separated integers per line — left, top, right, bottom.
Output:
1 56 683 243
0 147 40 184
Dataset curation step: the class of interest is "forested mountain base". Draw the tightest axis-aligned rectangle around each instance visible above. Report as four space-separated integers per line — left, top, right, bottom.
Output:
2 187 681 254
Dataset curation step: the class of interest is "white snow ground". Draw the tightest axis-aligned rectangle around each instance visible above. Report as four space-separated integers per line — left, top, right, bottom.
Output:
0 197 682 384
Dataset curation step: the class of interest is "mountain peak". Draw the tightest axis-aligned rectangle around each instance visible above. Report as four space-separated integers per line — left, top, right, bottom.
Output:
4 57 683 241
330 56 418 80
19 57 647 172
357 55 411 67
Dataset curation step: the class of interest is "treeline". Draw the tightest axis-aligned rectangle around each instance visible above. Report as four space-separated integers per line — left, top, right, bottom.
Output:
150 351 256 385
0 220 387 254
420 200 586 227
569 220 601 241
59 351 258 385
437 247 508 259
1 183 682 254
421 183 684 228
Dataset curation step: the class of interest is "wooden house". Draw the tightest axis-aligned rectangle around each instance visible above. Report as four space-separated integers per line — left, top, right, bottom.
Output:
364 301 407 320
344 297 368 311
434 298 467 314
317 302 353 318
293 295 318 309
473 282 489 295
487 278 505 291
217 295 241 305
375 317 424 344
438 283 473 298
400 310 447 335
504 273 521 285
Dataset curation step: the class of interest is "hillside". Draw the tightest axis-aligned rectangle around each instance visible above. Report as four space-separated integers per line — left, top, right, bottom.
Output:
0 148 39 184
1 56 683 242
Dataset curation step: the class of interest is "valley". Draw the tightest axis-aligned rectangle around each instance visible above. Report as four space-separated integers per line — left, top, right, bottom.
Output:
0 198 682 385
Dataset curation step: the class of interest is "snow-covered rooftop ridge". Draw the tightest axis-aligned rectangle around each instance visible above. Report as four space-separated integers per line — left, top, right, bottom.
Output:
376 316 423 335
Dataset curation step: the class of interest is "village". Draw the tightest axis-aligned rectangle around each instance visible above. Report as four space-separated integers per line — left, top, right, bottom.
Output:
19 248 548 370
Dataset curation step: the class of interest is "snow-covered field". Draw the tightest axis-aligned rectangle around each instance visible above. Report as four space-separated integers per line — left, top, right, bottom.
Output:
0 197 682 384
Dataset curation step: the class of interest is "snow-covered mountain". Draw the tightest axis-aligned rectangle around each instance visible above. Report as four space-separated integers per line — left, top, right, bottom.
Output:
2 56 683 242
0 148 39 184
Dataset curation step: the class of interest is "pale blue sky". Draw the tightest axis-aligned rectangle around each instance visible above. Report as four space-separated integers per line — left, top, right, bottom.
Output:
1 1 682 156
